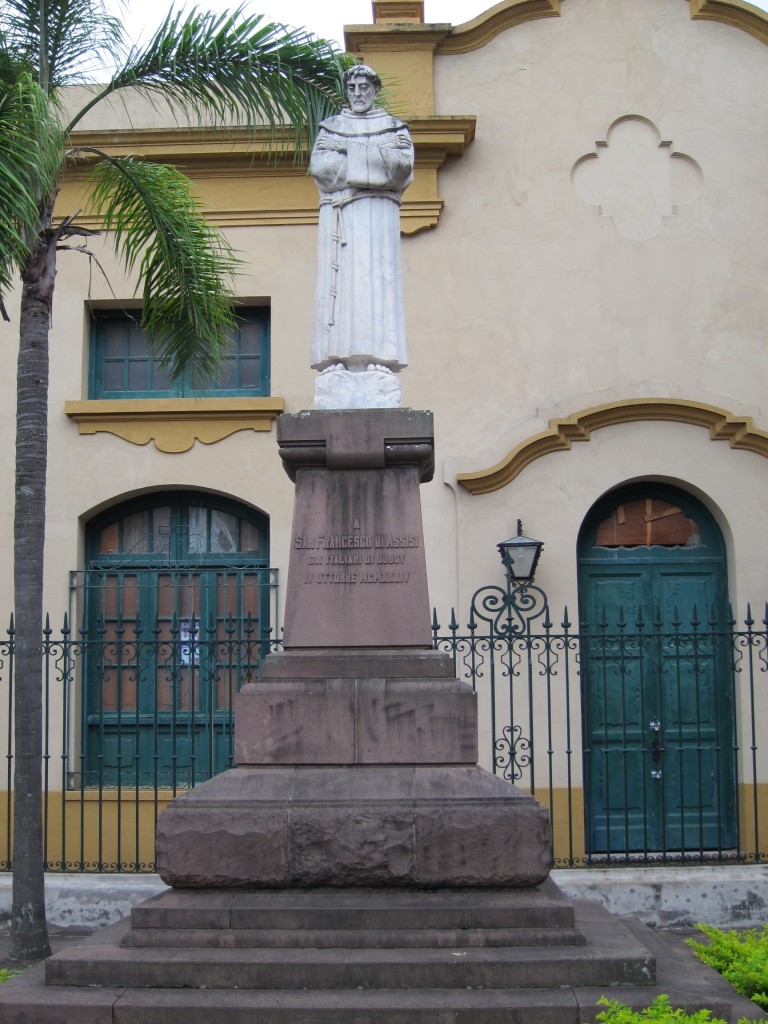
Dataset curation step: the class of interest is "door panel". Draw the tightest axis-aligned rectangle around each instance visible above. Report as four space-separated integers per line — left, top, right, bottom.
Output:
579 489 736 854
582 567 658 850
83 495 270 788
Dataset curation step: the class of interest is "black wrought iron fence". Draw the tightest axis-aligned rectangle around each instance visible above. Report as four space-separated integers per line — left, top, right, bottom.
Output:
1 611 279 873
434 585 768 868
1 591 767 872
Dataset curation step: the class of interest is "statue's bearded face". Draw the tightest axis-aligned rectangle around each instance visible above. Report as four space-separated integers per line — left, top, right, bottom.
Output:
347 75 378 113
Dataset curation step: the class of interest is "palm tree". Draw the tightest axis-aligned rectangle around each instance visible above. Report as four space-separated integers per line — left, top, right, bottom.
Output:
0 0 347 962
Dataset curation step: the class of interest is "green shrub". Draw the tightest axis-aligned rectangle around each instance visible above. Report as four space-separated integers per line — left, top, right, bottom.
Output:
596 994 724 1022
686 924 768 1010
595 994 763 1023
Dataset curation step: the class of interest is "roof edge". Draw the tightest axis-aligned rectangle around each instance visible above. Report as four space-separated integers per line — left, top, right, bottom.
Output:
435 0 561 55
689 0 768 47
415 0 768 57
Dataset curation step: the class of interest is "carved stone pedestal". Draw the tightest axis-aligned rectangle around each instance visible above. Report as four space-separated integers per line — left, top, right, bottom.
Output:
278 409 435 648
155 409 552 889
155 765 551 889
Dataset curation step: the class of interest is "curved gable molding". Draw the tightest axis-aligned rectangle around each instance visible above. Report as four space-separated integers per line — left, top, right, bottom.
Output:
433 0 768 57
689 0 768 47
457 398 768 495
436 0 562 54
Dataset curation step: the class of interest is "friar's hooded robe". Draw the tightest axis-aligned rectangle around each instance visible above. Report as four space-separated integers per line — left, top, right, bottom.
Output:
309 106 413 372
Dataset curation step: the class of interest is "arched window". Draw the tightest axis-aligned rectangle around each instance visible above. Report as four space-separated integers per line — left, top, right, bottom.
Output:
78 493 273 787
593 496 703 549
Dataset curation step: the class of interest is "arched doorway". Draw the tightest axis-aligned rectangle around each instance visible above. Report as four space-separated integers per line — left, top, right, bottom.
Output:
578 483 737 855
79 492 271 787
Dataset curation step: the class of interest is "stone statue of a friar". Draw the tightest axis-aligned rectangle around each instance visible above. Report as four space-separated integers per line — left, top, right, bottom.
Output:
310 64 414 409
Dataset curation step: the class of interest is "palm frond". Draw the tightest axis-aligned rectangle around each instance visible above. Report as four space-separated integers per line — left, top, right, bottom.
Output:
0 0 124 90
0 72 63 315
85 155 242 381
69 6 349 152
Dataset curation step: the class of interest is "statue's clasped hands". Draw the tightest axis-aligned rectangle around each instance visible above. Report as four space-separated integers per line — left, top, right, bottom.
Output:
315 136 347 153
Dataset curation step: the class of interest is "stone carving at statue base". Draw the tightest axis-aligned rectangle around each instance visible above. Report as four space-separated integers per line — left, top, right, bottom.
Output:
314 364 402 409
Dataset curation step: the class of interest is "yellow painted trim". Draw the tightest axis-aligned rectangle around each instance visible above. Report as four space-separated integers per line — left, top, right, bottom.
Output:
457 398 768 495
66 122 478 165
344 25 451 52
68 126 300 161
64 788 187 801
64 397 285 453
63 119 474 235
345 0 768 59
434 0 561 54
5 782 768 871
346 0 560 56
408 116 477 154
372 1 425 22
689 0 768 46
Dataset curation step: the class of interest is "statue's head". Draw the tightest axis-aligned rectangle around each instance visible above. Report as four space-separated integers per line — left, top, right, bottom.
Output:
344 64 381 114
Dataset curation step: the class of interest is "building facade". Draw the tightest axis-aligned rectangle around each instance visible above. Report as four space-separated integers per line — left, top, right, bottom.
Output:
1 0 768 869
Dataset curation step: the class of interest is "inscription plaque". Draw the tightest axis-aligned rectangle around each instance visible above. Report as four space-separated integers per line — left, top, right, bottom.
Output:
298 526 419 585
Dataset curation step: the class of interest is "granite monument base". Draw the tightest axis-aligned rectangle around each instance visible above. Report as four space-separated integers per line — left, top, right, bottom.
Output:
155 765 551 889
158 652 549 889
155 410 552 889
235 650 478 766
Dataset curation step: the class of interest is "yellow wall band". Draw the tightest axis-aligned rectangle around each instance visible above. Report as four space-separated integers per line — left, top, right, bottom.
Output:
64 397 285 453
458 398 768 495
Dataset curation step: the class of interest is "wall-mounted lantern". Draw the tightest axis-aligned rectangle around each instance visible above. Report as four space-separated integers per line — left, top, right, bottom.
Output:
497 520 543 586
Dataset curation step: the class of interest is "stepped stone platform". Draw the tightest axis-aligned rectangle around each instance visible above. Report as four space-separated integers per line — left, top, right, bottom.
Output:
0 881 760 1023
156 649 553 891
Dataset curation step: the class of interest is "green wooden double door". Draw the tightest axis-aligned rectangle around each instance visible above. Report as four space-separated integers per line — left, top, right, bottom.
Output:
81 493 271 787
578 485 737 854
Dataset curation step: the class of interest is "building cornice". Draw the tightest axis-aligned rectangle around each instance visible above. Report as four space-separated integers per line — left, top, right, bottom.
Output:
62 117 475 235
436 0 561 54
689 0 768 47
457 398 768 495
64 397 285 453
345 0 768 58
68 118 476 162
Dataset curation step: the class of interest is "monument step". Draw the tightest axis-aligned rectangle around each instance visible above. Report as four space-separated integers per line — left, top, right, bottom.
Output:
1 913 759 1024
260 648 455 679
122 924 585 948
46 910 654 991
130 880 578 933
0 965 587 1024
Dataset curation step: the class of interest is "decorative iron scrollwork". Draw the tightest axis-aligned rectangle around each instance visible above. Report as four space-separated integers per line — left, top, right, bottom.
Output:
494 724 531 782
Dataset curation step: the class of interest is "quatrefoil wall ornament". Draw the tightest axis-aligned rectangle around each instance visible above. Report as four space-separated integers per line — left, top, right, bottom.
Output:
571 116 703 241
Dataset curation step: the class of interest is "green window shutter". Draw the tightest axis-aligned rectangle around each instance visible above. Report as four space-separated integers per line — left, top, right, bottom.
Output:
89 307 270 399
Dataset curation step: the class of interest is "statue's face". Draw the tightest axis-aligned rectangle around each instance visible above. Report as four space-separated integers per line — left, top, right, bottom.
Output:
347 75 378 113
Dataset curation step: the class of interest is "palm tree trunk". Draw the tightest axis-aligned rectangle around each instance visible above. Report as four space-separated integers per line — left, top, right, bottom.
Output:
8 226 55 962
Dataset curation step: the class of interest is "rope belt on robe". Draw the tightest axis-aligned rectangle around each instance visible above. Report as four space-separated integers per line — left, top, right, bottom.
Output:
319 189 402 329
